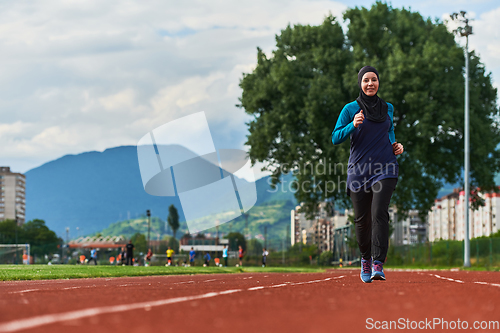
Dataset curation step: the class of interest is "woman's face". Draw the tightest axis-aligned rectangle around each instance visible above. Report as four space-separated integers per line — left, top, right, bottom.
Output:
361 72 379 97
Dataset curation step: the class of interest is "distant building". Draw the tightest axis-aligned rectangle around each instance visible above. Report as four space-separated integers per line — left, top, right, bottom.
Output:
68 235 127 249
332 209 349 229
0 167 26 224
291 202 350 251
390 209 427 245
314 219 333 252
428 188 500 242
179 235 228 252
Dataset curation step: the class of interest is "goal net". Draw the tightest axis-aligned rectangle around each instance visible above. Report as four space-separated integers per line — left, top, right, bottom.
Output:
0 244 30 264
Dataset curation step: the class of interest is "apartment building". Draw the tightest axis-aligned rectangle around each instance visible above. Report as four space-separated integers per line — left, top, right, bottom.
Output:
0 167 26 224
428 188 500 242
314 219 333 252
291 202 349 250
391 209 427 245
428 190 460 241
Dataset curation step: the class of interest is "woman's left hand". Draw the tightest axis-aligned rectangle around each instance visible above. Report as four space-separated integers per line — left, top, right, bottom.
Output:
393 142 404 155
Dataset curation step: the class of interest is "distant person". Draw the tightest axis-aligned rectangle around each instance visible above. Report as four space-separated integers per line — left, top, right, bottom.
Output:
262 248 269 267
204 252 211 266
88 248 97 265
146 248 153 266
238 245 245 267
189 247 196 266
119 246 127 265
222 245 228 267
166 246 174 266
126 240 134 266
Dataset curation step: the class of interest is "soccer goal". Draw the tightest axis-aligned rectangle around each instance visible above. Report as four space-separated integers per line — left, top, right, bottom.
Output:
0 244 31 264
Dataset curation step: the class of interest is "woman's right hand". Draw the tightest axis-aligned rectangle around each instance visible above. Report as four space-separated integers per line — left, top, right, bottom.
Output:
353 110 365 128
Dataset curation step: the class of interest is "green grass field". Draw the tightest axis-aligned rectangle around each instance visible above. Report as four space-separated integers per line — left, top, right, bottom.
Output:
0 265 326 281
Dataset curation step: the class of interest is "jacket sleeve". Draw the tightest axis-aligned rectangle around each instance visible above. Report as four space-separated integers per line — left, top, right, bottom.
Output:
332 105 356 145
388 103 396 144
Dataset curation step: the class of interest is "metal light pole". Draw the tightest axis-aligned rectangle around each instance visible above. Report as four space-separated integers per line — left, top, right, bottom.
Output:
242 213 250 240
450 11 473 267
14 209 18 265
282 234 285 265
65 227 69 264
264 225 267 250
146 210 151 251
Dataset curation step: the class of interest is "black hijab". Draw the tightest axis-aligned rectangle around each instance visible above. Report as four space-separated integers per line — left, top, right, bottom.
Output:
355 66 388 123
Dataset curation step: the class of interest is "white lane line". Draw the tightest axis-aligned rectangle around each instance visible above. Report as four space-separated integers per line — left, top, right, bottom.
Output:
248 286 265 291
0 275 345 333
218 289 241 295
431 274 464 284
8 289 39 294
432 274 500 287
291 278 332 285
474 281 500 288
9 285 100 293
246 276 344 291
9 284 103 293
202 279 217 283
0 290 235 332
174 281 195 285
270 284 288 288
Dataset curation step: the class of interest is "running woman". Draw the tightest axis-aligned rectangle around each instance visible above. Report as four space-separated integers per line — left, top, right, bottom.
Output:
332 66 404 283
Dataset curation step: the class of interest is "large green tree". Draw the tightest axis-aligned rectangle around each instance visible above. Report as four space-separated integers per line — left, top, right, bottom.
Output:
0 219 61 260
130 232 147 254
239 2 499 216
224 232 246 252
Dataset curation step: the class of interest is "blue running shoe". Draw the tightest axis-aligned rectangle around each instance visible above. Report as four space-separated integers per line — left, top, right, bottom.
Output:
360 258 372 283
371 260 386 281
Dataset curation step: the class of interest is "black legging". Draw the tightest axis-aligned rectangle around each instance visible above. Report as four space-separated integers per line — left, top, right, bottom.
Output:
126 254 133 265
350 178 397 262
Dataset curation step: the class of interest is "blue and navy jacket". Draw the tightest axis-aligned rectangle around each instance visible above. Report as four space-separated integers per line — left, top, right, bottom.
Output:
332 101 398 192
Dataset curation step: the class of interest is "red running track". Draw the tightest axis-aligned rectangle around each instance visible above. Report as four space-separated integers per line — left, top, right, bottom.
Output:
0 269 499 333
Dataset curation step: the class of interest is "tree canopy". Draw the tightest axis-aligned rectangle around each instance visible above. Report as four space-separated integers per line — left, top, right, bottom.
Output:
167 204 180 239
130 232 147 254
224 232 246 252
0 219 61 258
239 2 499 216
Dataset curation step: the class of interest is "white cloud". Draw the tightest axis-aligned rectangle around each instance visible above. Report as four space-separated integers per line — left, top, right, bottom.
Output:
444 6 500 100
99 89 136 111
0 0 497 178
469 7 500 76
0 0 348 175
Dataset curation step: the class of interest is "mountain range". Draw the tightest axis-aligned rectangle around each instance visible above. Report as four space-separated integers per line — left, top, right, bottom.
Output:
24 144 500 238
25 145 296 237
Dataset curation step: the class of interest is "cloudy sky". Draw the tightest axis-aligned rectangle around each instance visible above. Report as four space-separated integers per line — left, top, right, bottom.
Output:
0 0 498 180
